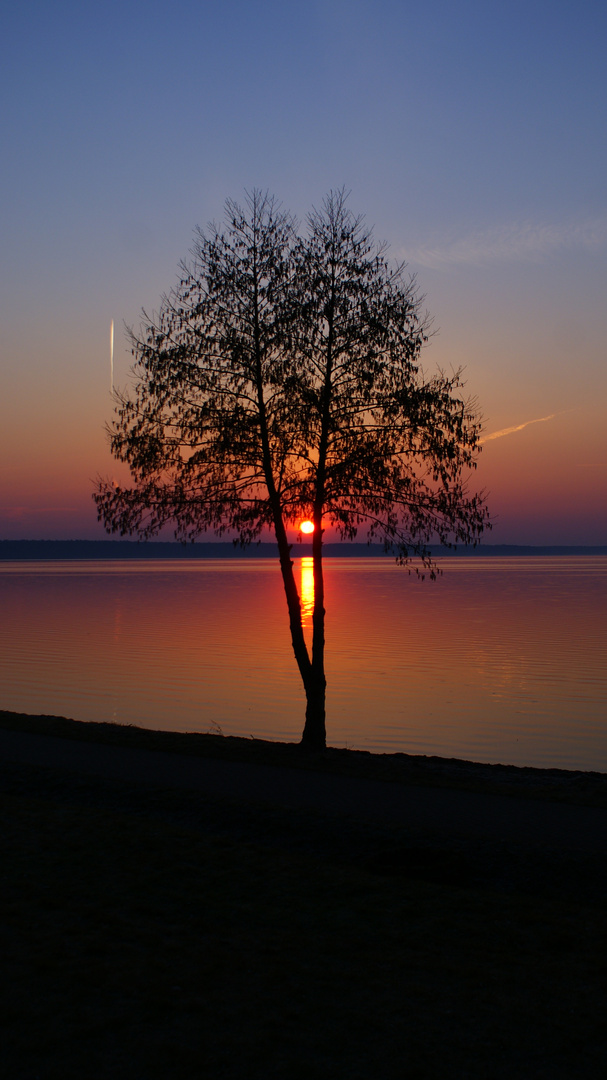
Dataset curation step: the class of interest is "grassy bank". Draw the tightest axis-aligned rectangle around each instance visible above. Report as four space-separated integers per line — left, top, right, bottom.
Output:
1 711 607 1077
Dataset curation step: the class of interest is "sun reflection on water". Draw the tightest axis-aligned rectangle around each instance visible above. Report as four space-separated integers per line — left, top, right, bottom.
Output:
300 557 314 625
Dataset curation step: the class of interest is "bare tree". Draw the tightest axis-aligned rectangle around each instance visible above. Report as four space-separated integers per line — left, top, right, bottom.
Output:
94 191 489 750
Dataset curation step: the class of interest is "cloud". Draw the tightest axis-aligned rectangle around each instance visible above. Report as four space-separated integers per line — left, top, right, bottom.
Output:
479 414 556 445
402 216 607 269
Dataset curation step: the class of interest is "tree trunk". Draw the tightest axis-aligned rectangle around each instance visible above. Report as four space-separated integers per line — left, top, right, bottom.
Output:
300 671 327 751
300 519 327 751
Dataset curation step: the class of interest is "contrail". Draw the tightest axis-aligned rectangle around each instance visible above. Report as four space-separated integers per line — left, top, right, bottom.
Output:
479 414 556 444
110 319 114 393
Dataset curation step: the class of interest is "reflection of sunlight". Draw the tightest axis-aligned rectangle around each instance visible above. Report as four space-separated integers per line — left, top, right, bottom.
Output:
300 557 314 625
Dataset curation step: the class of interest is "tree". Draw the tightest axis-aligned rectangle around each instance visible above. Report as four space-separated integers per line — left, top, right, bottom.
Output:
94 191 489 750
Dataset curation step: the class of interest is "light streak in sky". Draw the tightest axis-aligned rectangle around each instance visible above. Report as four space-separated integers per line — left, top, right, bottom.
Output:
110 319 114 393
479 414 556 445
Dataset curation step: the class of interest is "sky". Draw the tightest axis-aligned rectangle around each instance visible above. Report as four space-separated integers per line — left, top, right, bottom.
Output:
1 0 606 545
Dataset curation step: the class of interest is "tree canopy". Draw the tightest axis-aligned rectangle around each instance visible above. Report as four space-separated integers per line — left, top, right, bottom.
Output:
95 190 489 749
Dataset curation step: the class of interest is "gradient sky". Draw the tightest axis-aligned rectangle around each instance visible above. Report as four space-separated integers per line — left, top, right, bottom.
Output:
1 0 605 544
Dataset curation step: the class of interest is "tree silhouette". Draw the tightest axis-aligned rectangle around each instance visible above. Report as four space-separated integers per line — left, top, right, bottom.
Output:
94 191 489 750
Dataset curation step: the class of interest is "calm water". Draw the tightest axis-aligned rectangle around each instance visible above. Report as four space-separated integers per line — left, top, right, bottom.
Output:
1 557 606 771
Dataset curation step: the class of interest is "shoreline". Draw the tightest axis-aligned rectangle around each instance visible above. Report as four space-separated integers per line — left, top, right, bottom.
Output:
2 708 607 808
2 539 607 560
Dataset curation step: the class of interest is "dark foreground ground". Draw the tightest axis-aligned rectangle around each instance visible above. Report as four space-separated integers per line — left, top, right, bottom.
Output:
1 710 607 1079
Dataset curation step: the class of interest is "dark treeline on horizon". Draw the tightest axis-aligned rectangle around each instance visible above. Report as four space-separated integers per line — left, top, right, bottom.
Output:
1 540 606 560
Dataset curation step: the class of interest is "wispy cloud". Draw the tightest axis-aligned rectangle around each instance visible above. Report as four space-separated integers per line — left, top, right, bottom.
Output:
479 414 556 445
403 216 607 269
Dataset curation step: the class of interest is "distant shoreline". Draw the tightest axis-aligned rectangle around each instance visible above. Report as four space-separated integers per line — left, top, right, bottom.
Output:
1 539 606 560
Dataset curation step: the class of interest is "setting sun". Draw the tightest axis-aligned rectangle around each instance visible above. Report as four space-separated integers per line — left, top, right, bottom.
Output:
300 520 314 534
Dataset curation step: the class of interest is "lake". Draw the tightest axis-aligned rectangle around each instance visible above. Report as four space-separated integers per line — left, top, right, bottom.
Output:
1 557 606 771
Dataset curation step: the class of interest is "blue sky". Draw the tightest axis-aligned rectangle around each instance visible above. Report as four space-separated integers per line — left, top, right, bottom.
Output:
1 0 606 542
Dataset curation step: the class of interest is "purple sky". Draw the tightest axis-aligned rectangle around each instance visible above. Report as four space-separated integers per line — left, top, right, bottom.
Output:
1 0 606 544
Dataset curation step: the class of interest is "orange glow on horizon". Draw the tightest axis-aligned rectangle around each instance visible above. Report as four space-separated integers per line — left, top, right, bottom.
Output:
300 520 315 534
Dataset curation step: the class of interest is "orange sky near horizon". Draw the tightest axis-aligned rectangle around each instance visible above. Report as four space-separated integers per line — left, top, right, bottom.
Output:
1 384 605 545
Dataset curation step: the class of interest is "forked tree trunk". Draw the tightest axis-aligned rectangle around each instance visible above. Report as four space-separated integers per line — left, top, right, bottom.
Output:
273 522 327 751
300 522 327 751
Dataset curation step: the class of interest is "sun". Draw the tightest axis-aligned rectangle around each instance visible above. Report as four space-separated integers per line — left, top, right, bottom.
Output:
300 520 315 534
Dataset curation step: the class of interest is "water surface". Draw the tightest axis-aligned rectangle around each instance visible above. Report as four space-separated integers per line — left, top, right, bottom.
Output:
1 557 605 770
